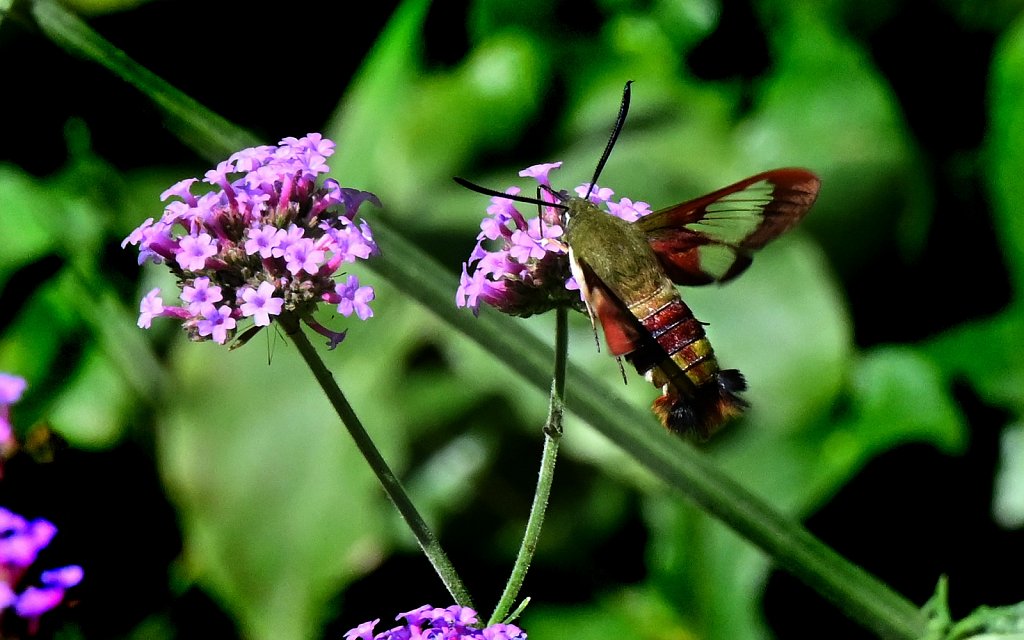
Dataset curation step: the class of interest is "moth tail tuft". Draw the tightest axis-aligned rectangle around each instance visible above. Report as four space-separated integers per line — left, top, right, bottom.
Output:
652 369 748 440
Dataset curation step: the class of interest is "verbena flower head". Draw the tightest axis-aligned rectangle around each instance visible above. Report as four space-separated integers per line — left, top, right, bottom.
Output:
0 507 82 636
456 162 650 317
123 134 381 349
344 604 526 640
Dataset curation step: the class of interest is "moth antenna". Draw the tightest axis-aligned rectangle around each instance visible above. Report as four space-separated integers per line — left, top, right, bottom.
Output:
585 80 633 201
454 177 569 210
616 356 628 385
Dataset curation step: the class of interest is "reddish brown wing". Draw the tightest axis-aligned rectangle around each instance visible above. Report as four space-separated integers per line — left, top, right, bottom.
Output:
634 168 820 285
572 256 646 357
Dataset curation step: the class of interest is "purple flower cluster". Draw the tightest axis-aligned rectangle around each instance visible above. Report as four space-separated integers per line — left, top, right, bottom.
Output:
344 604 526 640
456 162 650 317
0 507 82 635
123 134 381 349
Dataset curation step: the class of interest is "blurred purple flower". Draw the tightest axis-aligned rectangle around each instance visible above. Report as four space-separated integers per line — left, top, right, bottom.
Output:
0 507 81 636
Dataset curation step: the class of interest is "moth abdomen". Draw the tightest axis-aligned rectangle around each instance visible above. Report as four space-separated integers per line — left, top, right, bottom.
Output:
626 293 748 438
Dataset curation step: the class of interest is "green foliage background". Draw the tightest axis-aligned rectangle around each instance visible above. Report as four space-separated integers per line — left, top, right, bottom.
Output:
1 0 1022 638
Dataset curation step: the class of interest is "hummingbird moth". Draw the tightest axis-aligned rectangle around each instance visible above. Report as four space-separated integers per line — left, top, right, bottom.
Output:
457 82 820 438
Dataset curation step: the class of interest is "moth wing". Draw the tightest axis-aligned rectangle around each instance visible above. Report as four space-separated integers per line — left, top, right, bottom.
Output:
569 249 645 357
635 168 820 285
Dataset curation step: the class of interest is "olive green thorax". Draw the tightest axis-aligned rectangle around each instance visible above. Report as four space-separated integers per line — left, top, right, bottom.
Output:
563 197 668 302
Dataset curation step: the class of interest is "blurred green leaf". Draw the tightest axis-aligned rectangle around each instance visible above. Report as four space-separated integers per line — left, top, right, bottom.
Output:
987 9 1024 295
742 5 929 271
58 0 154 15
161 340 393 640
841 347 966 456
524 585 700 640
924 309 1024 413
329 0 546 216
644 497 772 640
48 345 131 448
0 165 62 274
993 422 1024 528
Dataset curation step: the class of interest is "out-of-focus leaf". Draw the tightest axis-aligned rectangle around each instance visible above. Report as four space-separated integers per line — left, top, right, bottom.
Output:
649 0 721 54
0 162 68 383
924 309 1024 412
644 496 771 640
403 431 494 534
0 129 169 448
48 345 131 448
441 312 549 430
56 0 154 15
939 0 1024 31
993 422 1024 528
840 347 965 456
329 9 546 218
325 0 430 189
467 0 557 41
931 25 1024 420
161 339 393 640
523 585 699 640
717 346 964 518
987 9 1024 294
375 32 546 215
741 6 929 271
0 155 100 384
0 165 61 275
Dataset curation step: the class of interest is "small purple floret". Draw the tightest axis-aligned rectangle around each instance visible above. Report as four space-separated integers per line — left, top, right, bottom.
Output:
240 282 284 327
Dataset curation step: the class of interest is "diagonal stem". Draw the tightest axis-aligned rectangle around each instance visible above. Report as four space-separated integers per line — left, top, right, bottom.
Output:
279 312 473 609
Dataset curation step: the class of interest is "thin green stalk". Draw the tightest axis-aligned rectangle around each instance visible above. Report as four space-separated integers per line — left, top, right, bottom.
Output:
279 313 473 609
489 307 569 626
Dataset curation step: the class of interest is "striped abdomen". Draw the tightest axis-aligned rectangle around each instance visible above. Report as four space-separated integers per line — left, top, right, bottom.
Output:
623 283 717 386
624 284 747 439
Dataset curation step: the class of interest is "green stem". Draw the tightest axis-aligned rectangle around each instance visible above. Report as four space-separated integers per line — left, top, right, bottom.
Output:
489 307 569 625
279 313 473 609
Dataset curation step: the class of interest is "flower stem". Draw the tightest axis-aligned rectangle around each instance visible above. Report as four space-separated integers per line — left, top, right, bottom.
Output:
279 312 473 609
489 307 569 626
